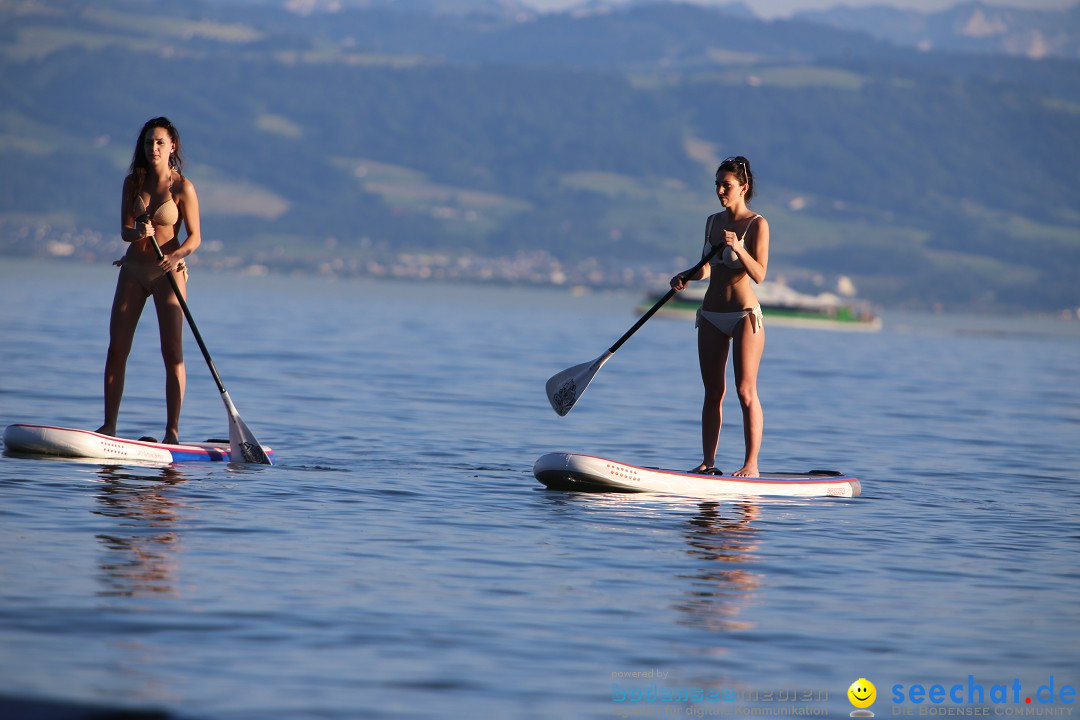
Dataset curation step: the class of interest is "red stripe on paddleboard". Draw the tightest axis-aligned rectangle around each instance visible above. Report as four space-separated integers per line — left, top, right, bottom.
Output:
12 424 231 457
570 454 858 485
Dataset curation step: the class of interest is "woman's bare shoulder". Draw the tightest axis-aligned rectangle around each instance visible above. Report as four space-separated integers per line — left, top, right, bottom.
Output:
706 210 728 227
174 173 197 196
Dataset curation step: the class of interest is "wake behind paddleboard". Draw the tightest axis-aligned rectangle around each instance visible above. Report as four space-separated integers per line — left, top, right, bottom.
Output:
3 424 274 464
534 452 860 498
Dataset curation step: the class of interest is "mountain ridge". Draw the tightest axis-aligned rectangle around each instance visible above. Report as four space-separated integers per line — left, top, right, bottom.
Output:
795 1 1080 59
1 0 1077 312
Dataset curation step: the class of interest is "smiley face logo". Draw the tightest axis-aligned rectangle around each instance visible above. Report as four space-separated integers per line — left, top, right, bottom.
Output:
848 678 876 709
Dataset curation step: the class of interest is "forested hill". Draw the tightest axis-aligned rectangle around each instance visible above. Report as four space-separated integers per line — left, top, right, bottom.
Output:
1 0 1078 312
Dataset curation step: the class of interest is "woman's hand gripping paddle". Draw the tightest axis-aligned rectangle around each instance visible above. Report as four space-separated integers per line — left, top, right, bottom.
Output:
144 218 272 464
546 244 721 416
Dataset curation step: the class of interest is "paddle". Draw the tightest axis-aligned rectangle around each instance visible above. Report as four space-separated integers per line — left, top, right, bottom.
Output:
143 217 272 464
546 243 722 416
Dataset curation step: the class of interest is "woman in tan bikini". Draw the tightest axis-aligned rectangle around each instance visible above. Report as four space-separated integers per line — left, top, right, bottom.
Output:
96 117 202 444
670 156 770 477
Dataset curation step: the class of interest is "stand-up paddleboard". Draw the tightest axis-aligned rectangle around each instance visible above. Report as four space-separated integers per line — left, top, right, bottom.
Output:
534 453 860 498
3 424 274 464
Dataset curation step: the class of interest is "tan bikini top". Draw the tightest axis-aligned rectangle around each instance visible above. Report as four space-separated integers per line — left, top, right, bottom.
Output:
134 192 179 226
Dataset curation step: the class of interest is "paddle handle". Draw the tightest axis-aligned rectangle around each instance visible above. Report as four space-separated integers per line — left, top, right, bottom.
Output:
607 243 721 354
143 219 227 396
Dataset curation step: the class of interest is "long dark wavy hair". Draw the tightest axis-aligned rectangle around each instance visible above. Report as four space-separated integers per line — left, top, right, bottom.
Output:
716 156 754 203
129 117 184 190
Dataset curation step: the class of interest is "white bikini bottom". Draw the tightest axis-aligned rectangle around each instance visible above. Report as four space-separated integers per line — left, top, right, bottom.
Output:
696 306 763 336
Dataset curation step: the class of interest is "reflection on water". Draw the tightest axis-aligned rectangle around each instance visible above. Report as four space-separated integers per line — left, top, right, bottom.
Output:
4 262 1078 718
93 465 190 598
676 501 763 632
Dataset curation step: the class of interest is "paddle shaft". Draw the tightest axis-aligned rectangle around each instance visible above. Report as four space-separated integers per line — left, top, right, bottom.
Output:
607 243 721 354
139 218 270 464
143 222 227 396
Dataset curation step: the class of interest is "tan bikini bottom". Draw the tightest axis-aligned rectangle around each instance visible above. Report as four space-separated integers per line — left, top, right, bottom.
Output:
114 258 187 295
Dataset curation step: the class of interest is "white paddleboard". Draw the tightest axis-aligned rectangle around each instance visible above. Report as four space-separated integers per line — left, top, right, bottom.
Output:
3 424 274 464
534 452 860 498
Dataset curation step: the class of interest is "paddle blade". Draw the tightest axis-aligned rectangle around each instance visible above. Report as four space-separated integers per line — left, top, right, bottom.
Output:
545 352 612 416
221 391 273 465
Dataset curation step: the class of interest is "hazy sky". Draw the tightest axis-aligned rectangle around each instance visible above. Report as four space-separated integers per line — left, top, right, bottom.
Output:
517 0 1078 18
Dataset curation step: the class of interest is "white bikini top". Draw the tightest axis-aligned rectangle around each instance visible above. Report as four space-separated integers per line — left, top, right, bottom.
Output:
703 212 760 269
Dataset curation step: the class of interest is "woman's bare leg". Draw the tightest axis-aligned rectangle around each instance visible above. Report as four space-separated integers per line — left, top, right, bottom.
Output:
153 272 186 445
97 269 148 437
730 318 764 477
695 320 731 472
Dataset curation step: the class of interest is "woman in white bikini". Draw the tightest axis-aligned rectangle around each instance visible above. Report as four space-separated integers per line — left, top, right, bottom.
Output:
96 117 202 444
670 156 770 477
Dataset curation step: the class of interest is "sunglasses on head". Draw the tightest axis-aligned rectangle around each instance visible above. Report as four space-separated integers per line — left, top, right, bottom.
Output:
716 161 748 185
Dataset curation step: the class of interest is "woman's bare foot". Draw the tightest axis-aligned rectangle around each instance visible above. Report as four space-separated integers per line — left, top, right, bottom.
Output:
731 464 759 478
163 433 180 445
95 425 115 437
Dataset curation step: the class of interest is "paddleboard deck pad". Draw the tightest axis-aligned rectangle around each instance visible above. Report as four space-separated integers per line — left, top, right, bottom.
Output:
534 453 860 498
3 424 274 464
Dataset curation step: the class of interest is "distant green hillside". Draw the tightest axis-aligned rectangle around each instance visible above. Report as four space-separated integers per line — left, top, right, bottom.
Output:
1 0 1077 312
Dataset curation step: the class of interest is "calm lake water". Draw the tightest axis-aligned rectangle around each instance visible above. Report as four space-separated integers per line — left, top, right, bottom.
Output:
1 259 1078 719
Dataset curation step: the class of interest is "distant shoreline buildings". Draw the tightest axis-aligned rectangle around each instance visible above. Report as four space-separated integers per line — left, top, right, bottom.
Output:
6 219 1079 319
2 218 678 291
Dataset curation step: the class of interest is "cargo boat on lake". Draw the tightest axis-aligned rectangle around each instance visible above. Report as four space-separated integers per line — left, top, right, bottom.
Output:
638 281 881 331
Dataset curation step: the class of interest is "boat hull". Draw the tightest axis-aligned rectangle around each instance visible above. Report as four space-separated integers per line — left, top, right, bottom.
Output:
638 282 881 331
534 452 860 498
